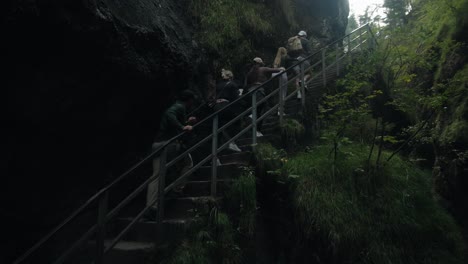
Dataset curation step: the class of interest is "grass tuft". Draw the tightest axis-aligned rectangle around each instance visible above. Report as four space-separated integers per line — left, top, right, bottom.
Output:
285 143 466 263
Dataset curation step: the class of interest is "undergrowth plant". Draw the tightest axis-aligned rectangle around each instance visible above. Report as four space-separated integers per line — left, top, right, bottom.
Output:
280 118 305 150
254 143 287 175
285 143 466 263
159 208 242 264
227 168 257 236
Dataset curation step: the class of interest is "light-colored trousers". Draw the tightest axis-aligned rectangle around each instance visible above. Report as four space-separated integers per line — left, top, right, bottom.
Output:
146 142 193 209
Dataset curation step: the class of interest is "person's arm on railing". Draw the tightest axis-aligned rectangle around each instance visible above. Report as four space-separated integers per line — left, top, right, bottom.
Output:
260 67 283 76
166 104 194 132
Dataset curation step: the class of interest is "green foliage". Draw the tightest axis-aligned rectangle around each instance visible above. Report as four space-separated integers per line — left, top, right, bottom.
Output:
280 118 305 147
437 64 468 145
346 13 359 34
384 0 412 27
227 168 257 236
322 0 468 164
190 0 273 67
161 209 242 264
285 143 466 263
254 143 287 174
319 56 382 155
166 240 210 264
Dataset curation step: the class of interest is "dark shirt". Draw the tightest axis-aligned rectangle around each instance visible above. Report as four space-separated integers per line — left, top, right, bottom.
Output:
216 80 240 102
299 37 311 57
156 101 186 141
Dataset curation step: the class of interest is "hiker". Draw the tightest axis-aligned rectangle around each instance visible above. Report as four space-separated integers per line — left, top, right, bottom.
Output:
245 57 284 135
287 30 312 99
297 30 311 57
213 69 242 152
273 47 290 108
146 90 197 219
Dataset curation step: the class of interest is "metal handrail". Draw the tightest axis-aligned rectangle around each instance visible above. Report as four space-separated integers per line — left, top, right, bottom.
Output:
13 22 376 264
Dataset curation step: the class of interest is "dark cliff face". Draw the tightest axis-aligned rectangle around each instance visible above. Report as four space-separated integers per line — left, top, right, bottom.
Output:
296 0 349 41
2 0 349 261
3 0 196 260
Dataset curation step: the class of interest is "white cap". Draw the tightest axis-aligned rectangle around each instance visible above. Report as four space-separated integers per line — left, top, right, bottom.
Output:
253 57 264 64
298 30 307 37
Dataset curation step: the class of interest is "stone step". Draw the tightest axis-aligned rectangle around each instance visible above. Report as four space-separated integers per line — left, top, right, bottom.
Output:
110 218 196 243
164 196 221 220
218 152 252 165
236 126 279 138
237 134 276 147
263 119 280 127
181 179 234 197
82 240 155 264
193 163 244 181
105 241 154 264
261 126 279 135
265 115 279 122
285 103 301 113
285 99 302 107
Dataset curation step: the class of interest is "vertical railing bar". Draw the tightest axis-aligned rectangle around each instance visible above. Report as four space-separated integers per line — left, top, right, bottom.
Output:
211 115 218 197
322 48 327 88
279 73 285 126
336 43 340 76
347 35 351 64
157 147 168 224
96 191 109 264
300 62 306 109
368 24 374 50
252 92 258 145
359 27 363 50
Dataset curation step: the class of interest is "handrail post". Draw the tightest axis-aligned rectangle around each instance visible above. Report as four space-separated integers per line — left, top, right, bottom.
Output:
96 191 109 264
336 43 340 76
347 35 351 64
359 26 363 50
252 92 258 145
322 48 327 88
368 24 375 50
300 62 306 109
157 146 168 224
279 73 285 126
211 115 218 197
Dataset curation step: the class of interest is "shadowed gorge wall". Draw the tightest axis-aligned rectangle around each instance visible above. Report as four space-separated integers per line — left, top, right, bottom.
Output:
2 0 349 261
2 0 197 260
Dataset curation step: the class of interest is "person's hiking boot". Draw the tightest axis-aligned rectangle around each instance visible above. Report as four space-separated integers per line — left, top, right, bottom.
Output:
228 142 242 152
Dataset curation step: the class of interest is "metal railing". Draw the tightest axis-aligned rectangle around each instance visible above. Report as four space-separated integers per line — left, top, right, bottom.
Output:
13 23 377 264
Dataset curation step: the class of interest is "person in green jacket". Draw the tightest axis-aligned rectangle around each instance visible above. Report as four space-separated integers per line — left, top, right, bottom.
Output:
146 90 197 219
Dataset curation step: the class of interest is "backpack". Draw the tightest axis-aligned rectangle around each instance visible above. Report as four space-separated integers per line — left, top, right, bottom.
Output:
287 36 303 52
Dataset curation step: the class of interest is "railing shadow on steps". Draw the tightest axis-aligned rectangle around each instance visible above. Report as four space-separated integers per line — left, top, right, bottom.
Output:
13 23 377 264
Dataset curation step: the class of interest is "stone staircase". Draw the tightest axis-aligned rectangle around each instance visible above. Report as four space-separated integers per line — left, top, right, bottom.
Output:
91 59 348 264
93 149 253 263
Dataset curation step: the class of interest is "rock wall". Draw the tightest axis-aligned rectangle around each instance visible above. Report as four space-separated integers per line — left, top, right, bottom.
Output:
296 0 349 42
2 0 197 261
